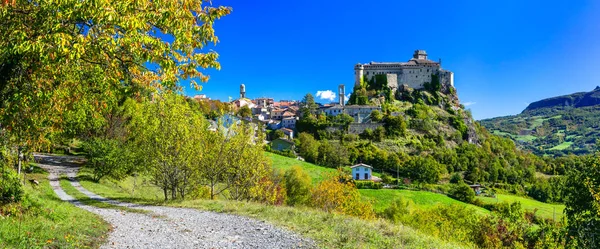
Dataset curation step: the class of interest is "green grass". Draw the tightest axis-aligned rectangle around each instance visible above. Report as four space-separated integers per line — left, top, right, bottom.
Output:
268 152 338 184
515 135 537 142
76 170 470 248
476 194 565 220
549 141 573 151
78 168 164 203
77 174 470 249
59 175 149 214
0 167 110 248
360 189 489 215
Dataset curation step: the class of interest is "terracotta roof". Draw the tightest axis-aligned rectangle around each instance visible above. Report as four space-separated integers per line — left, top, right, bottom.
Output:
281 128 293 133
282 111 295 117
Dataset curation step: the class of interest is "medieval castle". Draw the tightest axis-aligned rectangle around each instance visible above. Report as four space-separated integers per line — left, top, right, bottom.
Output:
354 50 454 92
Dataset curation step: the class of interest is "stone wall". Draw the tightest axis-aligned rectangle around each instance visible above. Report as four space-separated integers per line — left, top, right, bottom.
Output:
325 123 383 135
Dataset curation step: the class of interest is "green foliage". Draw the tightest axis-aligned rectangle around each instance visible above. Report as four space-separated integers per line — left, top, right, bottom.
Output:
383 115 407 137
480 95 600 156
0 166 23 204
527 177 566 203
563 155 600 248
300 93 319 116
236 105 252 118
317 141 349 168
382 197 412 223
401 156 445 184
82 138 132 182
450 172 463 184
126 93 206 200
0 0 231 151
283 166 312 206
448 183 475 204
0 170 110 248
370 110 383 122
354 181 383 189
272 129 285 140
298 133 320 163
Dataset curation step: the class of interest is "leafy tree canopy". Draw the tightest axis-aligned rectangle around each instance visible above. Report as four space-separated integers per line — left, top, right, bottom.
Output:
0 1 231 150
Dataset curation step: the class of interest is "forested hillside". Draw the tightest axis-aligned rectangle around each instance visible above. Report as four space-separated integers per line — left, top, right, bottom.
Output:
295 75 556 186
481 87 600 156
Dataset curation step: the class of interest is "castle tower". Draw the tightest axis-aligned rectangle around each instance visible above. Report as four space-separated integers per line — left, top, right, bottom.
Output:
240 84 246 99
354 64 364 87
338 84 345 106
413 50 428 60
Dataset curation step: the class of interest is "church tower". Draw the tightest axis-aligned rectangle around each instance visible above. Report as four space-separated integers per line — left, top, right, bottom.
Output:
338 84 345 106
240 84 246 99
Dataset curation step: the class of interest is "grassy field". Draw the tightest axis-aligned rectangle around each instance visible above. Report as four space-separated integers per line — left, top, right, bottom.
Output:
268 153 338 184
77 170 470 248
360 189 489 215
0 166 110 248
476 194 565 220
549 141 573 151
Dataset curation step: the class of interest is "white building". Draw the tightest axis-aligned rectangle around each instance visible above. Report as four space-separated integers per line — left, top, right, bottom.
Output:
351 163 373 181
281 117 297 129
354 50 454 91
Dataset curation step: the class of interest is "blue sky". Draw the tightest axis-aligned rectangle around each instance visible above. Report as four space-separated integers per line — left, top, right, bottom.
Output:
182 0 600 120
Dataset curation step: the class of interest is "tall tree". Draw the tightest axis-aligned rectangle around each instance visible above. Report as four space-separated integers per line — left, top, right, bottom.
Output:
564 155 600 248
0 1 231 150
126 93 207 200
300 93 318 116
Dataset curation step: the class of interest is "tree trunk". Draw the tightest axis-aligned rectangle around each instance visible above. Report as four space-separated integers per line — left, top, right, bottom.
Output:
163 187 168 201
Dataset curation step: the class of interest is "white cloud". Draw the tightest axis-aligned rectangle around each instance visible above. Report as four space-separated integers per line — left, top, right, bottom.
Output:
316 90 336 102
463 101 476 107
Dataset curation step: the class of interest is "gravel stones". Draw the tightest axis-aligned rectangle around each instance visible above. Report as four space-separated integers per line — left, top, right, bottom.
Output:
36 154 316 249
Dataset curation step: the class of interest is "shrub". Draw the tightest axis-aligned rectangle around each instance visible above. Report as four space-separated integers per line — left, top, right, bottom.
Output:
381 197 412 223
283 166 312 206
311 173 375 219
82 138 132 182
448 183 475 203
449 172 463 184
0 166 23 204
354 181 383 189
250 173 286 206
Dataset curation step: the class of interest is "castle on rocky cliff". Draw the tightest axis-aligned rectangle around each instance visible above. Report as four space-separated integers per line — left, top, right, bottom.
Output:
354 50 454 91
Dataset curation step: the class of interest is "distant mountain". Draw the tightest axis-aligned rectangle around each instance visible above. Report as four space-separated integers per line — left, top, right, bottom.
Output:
524 86 600 112
481 87 600 156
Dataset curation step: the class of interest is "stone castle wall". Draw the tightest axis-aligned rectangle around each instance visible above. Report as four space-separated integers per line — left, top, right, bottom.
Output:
326 123 384 135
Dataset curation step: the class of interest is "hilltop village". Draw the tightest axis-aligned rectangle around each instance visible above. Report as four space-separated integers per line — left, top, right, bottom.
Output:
191 50 456 145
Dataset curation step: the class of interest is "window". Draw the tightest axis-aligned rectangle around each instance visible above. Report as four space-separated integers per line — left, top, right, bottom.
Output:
364 173 369 180
356 173 360 180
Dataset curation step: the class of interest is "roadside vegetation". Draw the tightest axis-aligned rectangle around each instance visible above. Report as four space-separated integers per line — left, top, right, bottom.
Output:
0 165 110 248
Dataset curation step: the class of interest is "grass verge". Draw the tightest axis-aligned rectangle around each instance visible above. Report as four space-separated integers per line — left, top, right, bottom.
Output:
59 175 149 214
0 166 110 248
77 169 471 248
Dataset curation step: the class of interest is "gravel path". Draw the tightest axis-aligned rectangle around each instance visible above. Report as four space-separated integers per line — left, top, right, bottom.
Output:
35 154 316 249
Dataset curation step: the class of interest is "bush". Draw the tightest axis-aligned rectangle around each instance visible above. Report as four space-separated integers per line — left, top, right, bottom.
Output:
311 173 375 219
82 138 132 182
283 166 312 206
354 181 383 189
381 197 412 223
0 166 24 204
448 183 475 203
449 172 463 184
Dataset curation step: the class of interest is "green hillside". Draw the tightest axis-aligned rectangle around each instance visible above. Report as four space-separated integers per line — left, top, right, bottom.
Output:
480 87 600 156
